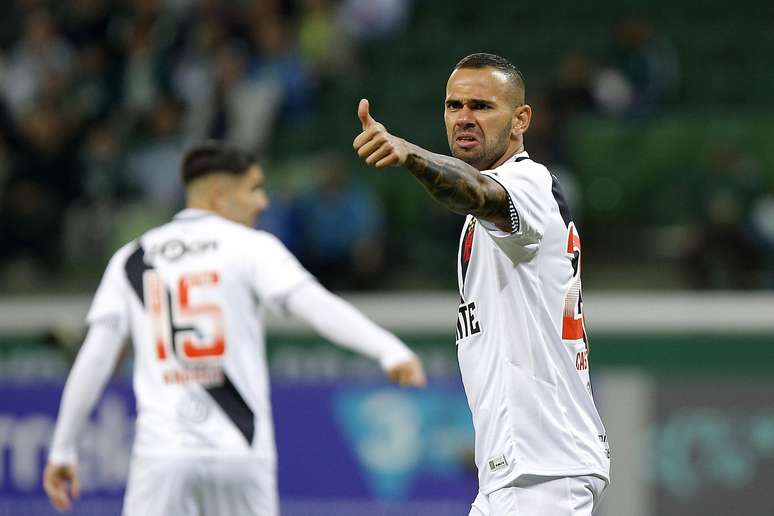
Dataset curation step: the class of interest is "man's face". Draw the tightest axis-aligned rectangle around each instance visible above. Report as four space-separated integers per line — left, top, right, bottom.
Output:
444 67 523 170
217 165 269 227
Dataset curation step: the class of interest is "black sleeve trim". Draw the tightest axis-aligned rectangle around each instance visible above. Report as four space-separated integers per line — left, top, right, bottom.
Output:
485 173 521 234
507 194 521 234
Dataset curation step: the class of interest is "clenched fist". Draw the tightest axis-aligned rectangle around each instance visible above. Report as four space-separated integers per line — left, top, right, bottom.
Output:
386 356 427 387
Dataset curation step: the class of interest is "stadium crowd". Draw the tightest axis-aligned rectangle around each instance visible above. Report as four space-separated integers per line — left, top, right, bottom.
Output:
0 0 408 290
0 0 771 291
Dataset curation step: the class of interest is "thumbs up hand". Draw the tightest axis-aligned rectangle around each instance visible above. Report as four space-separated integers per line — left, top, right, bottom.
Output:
353 99 409 168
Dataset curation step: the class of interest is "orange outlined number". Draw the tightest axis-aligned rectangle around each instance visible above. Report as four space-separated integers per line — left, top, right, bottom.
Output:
562 222 586 342
176 271 225 360
144 270 226 362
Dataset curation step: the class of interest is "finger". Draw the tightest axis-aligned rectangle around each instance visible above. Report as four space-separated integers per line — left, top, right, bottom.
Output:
374 154 400 168
356 136 386 159
352 125 381 150
358 98 374 130
365 144 394 166
387 368 399 384
413 366 428 387
70 470 80 500
53 492 72 512
406 362 427 387
389 364 408 384
43 469 59 498
47 482 71 512
399 368 417 387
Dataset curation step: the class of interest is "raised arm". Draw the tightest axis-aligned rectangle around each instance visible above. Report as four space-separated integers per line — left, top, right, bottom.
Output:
353 99 512 232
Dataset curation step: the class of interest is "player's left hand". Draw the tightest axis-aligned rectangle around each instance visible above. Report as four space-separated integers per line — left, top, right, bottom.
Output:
43 462 80 513
353 98 410 168
387 356 427 387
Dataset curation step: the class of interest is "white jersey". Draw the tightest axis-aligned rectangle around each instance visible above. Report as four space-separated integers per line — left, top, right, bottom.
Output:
455 152 610 494
88 208 310 463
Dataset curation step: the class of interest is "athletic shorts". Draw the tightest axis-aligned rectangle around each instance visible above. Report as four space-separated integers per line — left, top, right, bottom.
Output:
469 475 607 516
122 454 277 516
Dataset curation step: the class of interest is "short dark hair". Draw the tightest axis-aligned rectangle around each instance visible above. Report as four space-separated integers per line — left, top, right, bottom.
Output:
181 140 257 185
454 53 526 103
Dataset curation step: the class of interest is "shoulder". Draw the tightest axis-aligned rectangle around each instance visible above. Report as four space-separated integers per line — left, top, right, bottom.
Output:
211 219 291 257
107 241 143 270
172 214 277 246
219 219 283 246
485 157 553 193
494 156 550 177
109 219 178 272
91 241 138 293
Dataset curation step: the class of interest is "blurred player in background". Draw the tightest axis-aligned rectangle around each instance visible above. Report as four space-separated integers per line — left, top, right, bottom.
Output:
354 53 610 515
43 141 426 516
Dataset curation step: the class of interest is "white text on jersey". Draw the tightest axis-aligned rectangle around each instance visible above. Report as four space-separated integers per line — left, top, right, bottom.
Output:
147 239 218 262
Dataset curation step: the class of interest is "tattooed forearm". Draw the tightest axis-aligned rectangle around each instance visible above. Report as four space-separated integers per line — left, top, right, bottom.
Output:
404 145 508 220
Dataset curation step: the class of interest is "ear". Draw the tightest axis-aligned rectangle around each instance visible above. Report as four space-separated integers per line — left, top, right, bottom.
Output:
512 104 532 137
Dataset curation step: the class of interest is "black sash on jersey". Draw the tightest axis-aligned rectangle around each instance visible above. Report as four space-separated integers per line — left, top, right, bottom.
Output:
124 243 256 446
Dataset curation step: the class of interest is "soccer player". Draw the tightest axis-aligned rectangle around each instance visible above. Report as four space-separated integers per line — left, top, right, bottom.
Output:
354 53 610 515
43 141 426 516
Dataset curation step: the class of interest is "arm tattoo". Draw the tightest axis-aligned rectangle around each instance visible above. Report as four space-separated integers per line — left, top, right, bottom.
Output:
404 146 509 223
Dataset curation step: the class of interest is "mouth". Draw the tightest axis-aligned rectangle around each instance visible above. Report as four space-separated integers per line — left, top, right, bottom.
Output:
455 133 480 150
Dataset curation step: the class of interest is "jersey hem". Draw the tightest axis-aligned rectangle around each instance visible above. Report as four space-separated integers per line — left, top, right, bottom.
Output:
480 466 610 495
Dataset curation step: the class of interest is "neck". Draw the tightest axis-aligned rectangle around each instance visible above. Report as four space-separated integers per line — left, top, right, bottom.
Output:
186 197 214 213
491 142 525 169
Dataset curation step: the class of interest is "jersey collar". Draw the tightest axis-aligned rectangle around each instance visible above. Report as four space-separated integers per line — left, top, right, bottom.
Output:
489 150 529 173
173 208 216 221
502 150 529 165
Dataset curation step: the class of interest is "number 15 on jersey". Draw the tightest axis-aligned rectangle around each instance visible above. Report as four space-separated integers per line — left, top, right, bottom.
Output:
144 270 227 363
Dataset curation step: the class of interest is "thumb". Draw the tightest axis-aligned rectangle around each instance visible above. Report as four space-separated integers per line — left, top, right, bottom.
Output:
358 98 375 130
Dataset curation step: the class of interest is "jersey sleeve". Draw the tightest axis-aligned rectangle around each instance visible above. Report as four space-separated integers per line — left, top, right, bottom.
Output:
48 320 126 465
284 280 416 371
249 232 312 312
85 246 132 336
477 163 551 264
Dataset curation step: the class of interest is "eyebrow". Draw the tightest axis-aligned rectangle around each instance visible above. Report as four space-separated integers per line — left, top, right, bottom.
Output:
445 97 495 106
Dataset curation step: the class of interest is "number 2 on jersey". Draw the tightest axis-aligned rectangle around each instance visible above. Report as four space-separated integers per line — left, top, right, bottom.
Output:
562 222 587 342
144 270 226 362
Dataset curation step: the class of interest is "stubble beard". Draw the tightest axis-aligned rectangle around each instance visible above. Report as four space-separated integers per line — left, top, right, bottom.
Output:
451 123 513 171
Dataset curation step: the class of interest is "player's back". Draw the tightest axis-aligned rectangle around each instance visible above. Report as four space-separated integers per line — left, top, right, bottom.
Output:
92 209 310 461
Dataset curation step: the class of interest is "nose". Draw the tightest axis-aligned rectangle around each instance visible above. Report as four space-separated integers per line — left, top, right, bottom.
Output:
257 192 269 213
456 105 476 127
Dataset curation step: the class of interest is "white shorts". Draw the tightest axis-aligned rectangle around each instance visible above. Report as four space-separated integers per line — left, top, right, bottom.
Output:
469 475 607 516
122 454 278 516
